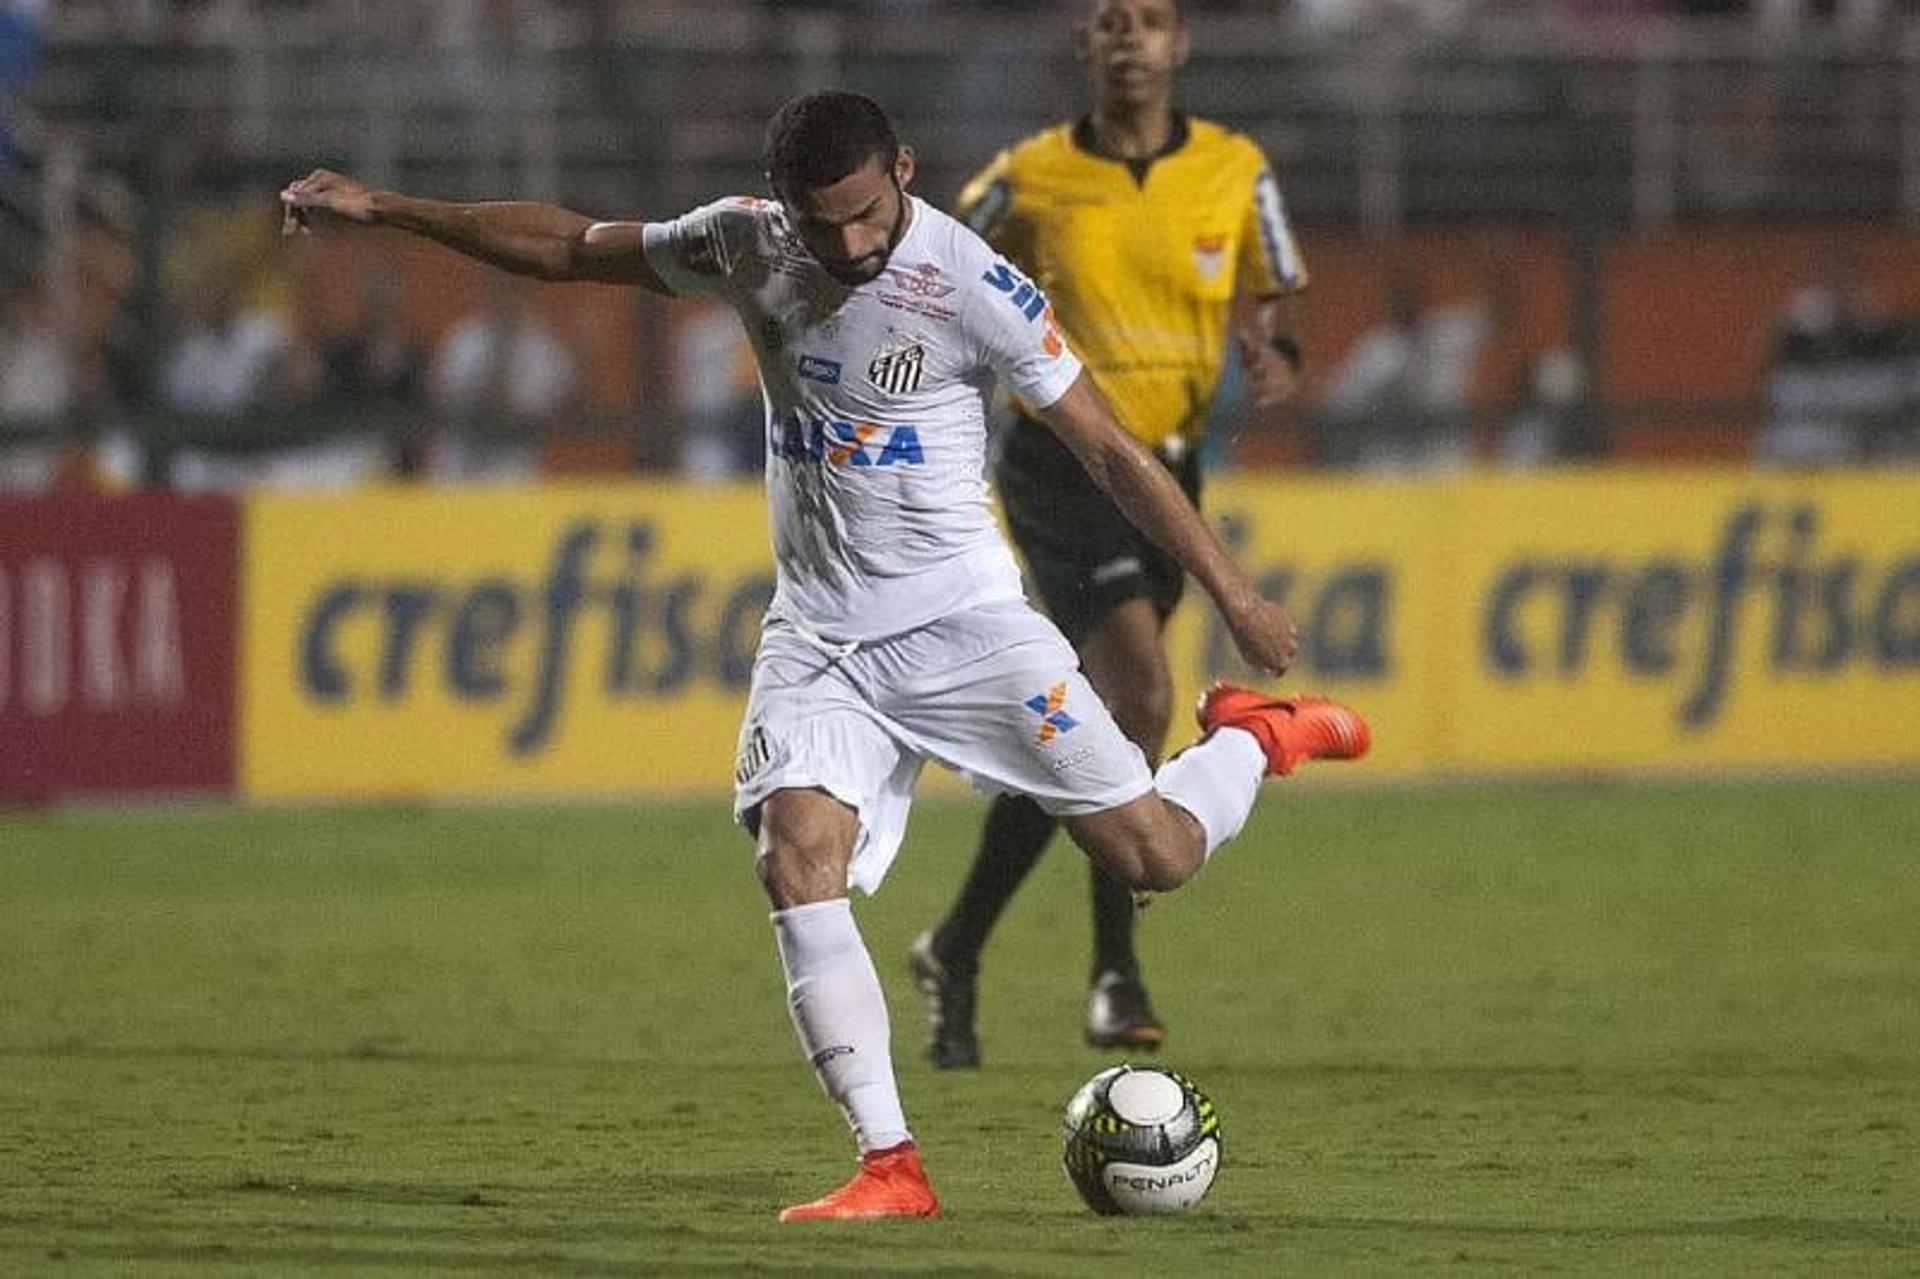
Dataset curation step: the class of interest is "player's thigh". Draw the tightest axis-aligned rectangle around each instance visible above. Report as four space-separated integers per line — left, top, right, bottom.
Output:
735 625 921 899
882 601 1153 819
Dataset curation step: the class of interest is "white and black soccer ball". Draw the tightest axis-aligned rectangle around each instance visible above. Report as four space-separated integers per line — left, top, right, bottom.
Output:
1060 1064 1221 1215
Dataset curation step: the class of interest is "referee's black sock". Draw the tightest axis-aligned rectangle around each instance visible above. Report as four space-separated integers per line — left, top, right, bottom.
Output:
932 793 1058 972
1088 863 1141 983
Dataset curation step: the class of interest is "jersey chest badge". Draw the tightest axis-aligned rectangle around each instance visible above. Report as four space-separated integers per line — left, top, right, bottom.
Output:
1193 234 1228 283
868 332 928 396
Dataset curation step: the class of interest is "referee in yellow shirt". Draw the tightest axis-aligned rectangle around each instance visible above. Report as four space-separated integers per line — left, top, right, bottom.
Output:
911 0 1309 1067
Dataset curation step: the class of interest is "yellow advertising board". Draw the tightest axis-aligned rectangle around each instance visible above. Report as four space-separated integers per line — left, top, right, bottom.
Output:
1168 471 1920 776
239 472 1920 801
242 483 776 799
1440 472 1920 771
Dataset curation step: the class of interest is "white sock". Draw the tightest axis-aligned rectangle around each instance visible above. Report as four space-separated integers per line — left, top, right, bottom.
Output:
771 898 911 1155
1153 726 1267 860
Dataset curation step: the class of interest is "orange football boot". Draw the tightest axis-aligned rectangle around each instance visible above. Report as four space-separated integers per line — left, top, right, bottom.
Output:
777 1142 941 1222
1195 683 1371 777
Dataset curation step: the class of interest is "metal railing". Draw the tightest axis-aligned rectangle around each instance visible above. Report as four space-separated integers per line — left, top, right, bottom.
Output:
23 9 1920 226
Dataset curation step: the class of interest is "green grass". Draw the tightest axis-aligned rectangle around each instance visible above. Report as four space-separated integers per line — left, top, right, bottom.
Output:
2 781 1917 1275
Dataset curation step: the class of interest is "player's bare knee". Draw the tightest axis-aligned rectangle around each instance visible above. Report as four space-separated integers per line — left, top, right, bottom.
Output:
1068 811 1197 894
1136 841 1200 893
752 790 857 908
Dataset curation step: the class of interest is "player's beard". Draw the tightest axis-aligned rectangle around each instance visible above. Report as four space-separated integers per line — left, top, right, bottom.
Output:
819 176 910 287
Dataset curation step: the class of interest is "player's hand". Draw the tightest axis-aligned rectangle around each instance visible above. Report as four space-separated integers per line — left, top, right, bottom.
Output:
1223 593 1299 677
1236 331 1301 408
280 169 380 235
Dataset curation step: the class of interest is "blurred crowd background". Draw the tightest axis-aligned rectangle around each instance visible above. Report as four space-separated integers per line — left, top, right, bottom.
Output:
4 0 1920 492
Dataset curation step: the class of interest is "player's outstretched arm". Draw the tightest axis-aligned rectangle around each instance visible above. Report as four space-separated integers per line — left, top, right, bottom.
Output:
1036 373 1298 677
279 169 670 294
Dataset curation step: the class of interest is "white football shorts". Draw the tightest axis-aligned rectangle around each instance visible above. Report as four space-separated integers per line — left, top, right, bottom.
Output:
732 599 1155 895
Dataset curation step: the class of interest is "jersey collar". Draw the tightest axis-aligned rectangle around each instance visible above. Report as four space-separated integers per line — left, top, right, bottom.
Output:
1070 111 1191 186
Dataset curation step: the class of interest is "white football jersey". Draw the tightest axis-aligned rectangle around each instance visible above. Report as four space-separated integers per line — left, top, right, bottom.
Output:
643 194 1083 642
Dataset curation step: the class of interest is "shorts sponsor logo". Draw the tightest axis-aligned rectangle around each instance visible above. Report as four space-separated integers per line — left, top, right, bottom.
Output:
797 354 842 385
809 1045 855 1068
1049 745 1095 772
1091 556 1143 586
1024 680 1078 744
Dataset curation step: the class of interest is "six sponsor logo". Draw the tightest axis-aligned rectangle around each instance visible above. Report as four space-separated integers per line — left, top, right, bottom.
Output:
982 259 1049 322
981 259 1065 357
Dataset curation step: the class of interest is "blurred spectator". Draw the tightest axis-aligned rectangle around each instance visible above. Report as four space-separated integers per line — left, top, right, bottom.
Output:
428 272 580 482
157 262 299 419
674 300 765 482
319 265 428 473
1758 254 1911 467
1318 272 1503 472
160 238 390 491
0 272 72 489
1497 346 1599 467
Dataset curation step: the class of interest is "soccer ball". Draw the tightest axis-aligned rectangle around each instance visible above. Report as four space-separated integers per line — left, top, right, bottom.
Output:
1060 1064 1221 1215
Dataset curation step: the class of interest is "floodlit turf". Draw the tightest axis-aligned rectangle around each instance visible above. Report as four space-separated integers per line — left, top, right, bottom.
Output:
2 781 1917 1275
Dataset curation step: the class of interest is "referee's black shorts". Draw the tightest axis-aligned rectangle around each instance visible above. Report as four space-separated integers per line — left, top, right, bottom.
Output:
995 415 1202 646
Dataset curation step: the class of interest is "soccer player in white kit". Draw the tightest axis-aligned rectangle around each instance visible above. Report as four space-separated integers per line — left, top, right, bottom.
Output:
282 91 1369 1222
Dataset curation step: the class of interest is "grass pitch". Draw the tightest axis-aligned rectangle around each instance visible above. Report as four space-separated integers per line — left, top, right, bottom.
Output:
2 780 1917 1275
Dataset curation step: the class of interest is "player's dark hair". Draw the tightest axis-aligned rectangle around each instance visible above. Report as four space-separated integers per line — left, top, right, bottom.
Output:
764 91 901 198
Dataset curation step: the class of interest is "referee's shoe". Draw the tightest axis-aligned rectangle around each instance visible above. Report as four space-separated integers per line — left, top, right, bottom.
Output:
908 932 980 1070
1085 968 1166 1051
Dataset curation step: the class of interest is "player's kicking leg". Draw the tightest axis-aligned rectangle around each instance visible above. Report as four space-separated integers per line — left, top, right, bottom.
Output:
1064 685 1372 893
754 787 940 1222
913 598 1175 1066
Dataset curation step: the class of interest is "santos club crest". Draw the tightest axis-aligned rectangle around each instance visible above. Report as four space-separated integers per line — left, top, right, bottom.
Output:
868 333 927 395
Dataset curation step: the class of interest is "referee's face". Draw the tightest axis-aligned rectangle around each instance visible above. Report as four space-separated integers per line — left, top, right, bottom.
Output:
1080 0 1189 110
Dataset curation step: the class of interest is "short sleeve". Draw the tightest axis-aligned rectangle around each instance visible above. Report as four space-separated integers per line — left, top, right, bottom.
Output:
973 255 1082 411
1239 163 1309 297
641 197 761 298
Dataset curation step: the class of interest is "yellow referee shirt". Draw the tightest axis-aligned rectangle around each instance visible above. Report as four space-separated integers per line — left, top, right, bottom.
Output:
956 114 1307 453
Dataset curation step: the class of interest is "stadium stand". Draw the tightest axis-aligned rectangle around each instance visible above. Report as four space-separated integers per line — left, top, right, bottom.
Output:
4 1 1919 486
